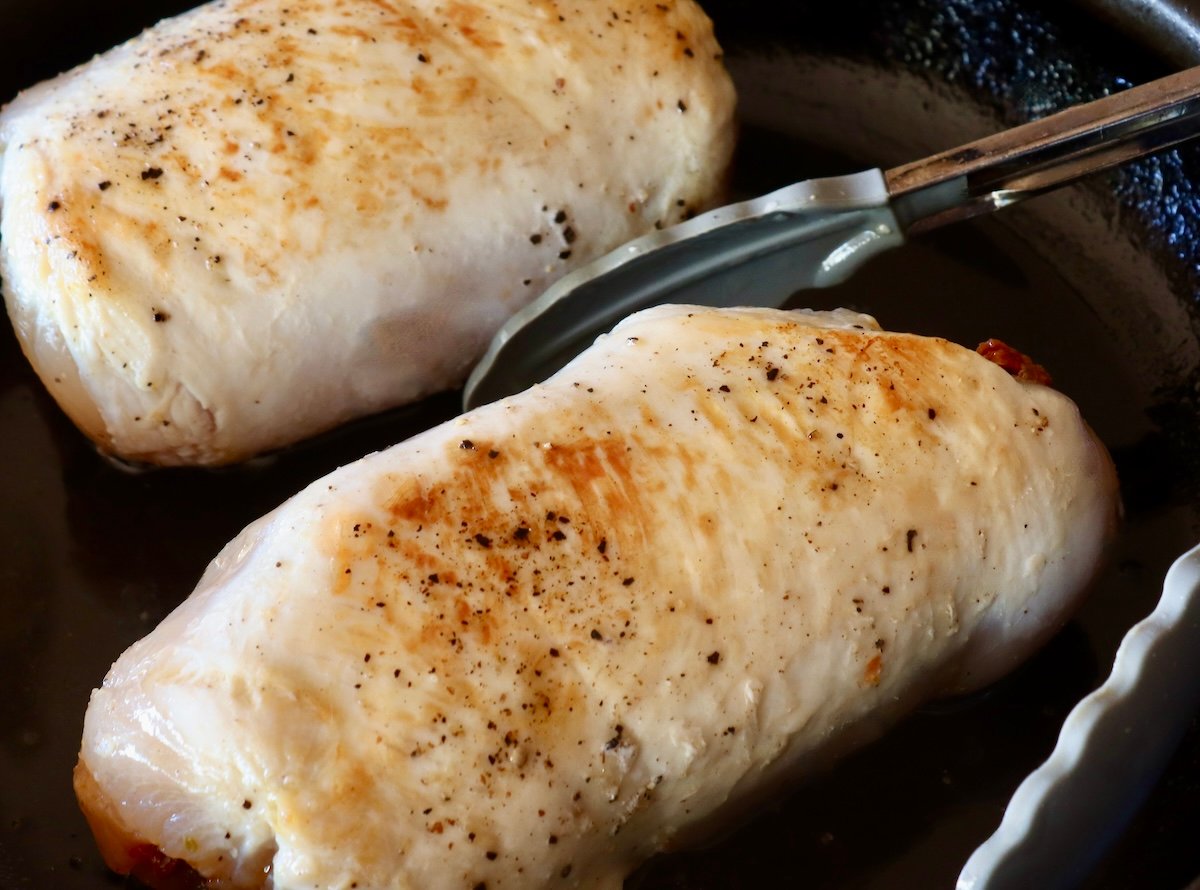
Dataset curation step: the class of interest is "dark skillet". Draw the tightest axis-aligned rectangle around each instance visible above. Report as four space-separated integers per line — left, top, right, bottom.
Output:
2 1 1199 888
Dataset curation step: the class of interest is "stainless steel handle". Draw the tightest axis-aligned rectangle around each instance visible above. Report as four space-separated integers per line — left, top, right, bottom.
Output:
886 65 1200 233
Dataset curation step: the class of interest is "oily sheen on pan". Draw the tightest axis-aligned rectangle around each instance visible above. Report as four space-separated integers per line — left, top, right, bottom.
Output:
75 305 1119 890
0 0 735 466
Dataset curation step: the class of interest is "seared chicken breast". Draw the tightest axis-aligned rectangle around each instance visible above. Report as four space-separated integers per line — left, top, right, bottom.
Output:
0 0 735 466
76 305 1119 890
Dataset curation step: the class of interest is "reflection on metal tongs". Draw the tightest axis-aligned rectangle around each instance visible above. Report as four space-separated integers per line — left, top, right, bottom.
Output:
465 64 1200 409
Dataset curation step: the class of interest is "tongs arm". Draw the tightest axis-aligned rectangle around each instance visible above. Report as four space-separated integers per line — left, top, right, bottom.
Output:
887 66 1200 233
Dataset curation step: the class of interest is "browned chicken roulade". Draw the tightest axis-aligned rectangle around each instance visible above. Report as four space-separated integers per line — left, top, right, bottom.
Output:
76 305 1119 889
0 0 735 465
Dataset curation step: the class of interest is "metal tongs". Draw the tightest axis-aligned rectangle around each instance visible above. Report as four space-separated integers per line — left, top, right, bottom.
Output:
464 65 1200 409
463 66 1200 887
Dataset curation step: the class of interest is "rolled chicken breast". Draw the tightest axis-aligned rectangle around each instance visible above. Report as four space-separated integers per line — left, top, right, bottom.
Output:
0 0 735 466
75 305 1119 889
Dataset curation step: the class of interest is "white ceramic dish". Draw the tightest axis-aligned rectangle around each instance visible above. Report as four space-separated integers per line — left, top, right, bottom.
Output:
961 543 1200 888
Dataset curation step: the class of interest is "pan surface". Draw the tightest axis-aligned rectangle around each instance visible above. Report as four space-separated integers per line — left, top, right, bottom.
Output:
2 0 1199 887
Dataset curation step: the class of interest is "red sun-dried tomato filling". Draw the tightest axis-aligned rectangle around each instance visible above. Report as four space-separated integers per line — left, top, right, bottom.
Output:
127 844 207 890
976 338 1053 386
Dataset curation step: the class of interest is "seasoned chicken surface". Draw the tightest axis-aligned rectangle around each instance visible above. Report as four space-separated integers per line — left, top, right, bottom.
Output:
75 305 1119 890
0 0 734 466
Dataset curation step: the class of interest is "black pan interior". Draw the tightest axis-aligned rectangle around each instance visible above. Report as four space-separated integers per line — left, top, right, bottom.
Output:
2 1 1200 888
